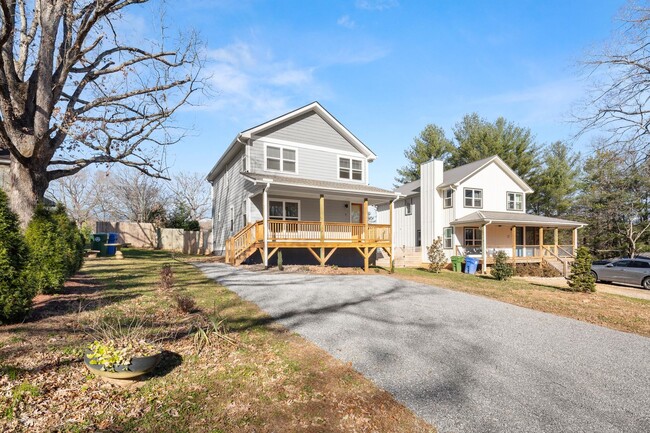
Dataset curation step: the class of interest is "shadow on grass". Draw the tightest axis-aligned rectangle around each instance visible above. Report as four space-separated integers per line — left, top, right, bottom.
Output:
149 350 183 378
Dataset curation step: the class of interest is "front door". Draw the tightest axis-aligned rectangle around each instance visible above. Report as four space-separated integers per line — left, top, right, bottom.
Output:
350 203 362 223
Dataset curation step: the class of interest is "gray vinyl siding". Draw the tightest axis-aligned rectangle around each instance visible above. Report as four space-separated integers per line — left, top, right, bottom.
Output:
257 111 359 153
377 195 420 248
249 139 366 183
250 195 351 222
212 149 249 255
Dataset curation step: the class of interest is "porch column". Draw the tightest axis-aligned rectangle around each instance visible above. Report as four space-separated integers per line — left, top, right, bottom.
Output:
481 224 487 275
554 228 559 255
319 194 325 266
389 199 395 270
539 227 544 268
263 185 269 267
511 226 517 265
363 198 369 272
572 228 578 255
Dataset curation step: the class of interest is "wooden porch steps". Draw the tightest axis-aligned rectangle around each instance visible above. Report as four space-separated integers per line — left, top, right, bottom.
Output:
233 244 259 266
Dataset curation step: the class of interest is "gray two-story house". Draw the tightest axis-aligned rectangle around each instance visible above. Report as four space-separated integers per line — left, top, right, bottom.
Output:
207 102 397 270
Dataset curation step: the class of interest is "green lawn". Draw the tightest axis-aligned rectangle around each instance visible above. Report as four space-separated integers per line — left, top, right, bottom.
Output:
391 267 650 337
0 249 434 433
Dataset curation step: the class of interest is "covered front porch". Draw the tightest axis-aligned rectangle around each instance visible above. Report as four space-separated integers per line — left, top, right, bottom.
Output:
451 211 586 275
226 173 397 271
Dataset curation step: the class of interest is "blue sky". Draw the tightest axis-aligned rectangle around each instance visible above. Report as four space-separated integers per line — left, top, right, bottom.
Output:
136 0 626 189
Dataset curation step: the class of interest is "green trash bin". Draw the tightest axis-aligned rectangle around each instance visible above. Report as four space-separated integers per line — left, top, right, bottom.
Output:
451 256 463 272
91 233 108 257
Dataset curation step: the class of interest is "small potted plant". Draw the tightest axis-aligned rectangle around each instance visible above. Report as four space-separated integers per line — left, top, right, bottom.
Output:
84 314 162 382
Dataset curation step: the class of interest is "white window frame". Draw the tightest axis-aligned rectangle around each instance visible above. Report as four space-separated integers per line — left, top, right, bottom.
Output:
443 188 453 208
507 191 523 211
264 143 298 174
464 188 483 208
464 227 482 247
338 156 364 181
268 198 301 221
404 197 413 215
443 227 453 249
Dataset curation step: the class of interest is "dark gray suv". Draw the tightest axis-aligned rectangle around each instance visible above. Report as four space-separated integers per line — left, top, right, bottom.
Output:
591 259 650 290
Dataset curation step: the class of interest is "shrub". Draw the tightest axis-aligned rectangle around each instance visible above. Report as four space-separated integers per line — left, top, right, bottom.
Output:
158 263 197 313
173 294 197 313
567 247 596 293
491 251 514 281
0 190 34 323
514 262 562 278
159 264 174 294
427 237 446 273
24 205 85 294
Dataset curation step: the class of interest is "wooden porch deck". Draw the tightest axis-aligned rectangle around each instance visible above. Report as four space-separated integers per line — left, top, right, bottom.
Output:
225 220 392 270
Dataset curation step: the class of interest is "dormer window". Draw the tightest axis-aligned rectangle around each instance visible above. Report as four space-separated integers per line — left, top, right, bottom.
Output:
265 145 296 173
464 188 482 208
507 192 523 211
339 157 363 181
443 188 453 208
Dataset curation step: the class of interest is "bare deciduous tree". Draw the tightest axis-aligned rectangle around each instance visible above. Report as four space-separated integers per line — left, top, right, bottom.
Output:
109 168 167 223
167 172 210 221
48 170 98 226
577 1 650 160
0 0 203 226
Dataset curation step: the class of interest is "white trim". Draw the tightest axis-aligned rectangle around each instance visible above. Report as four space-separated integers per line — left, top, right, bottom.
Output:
244 141 250 173
264 143 298 174
337 155 364 182
255 136 368 159
268 197 301 220
506 191 524 212
463 188 483 208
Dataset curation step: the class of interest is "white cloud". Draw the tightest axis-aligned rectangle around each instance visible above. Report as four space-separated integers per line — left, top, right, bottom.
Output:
337 15 356 29
356 0 399 11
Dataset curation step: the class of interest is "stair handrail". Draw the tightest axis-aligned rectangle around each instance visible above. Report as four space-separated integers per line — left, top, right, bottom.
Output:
541 245 569 277
229 222 261 263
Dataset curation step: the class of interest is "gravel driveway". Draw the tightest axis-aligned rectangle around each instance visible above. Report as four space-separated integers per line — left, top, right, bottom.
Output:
195 263 650 433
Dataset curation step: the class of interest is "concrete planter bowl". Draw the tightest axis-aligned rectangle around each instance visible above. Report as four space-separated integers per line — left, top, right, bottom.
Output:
84 351 162 380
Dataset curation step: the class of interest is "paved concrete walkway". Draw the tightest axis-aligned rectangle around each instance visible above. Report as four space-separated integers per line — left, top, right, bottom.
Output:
196 263 650 433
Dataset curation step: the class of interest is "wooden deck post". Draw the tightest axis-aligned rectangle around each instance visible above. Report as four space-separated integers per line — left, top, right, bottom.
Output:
512 226 517 266
263 185 269 267
320 194 325 266
389 199 394 270
554 228 559 255
363 198 369 272
539 227 544 268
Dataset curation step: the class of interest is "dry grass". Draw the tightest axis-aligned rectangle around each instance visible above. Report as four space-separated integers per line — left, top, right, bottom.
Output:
0 249 434 433
391 268 650 337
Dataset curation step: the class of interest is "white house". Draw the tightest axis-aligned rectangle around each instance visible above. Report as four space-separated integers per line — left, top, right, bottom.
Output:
207 102 398 270
376 156 585 274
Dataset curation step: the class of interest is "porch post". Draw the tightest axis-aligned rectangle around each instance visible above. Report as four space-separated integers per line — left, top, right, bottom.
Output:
263 185 269 267
363 198 369 272
512 226 517 266
572 228 578 255
319 194 325 266
481 224 487 275
389 199 394 270
554 228 559 255
539 227 544 268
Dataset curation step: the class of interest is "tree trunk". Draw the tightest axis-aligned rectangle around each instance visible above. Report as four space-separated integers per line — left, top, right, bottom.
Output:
9 158 50 228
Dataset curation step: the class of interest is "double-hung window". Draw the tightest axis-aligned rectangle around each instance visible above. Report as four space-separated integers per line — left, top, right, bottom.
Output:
443 227 453 249
464 188 482 208
464 227 482 247
269 200 299 221
443 188 453 208
507 192 523 211
404 198 413 215
339 157 363 181
266 145 296 173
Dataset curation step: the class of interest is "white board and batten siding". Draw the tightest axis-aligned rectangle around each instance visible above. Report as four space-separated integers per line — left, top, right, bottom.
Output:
377 197 420 248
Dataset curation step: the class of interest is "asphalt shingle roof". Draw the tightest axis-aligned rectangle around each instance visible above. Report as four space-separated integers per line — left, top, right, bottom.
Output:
451 211 585 227
244 172 396 197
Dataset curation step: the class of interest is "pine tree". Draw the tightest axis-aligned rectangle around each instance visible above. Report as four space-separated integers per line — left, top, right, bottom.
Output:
567 247 595 293
395 124 454 185
491 251 514 281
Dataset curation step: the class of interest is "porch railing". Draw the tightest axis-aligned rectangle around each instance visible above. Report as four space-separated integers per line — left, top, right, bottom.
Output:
267 220 391 243
454 244 576 259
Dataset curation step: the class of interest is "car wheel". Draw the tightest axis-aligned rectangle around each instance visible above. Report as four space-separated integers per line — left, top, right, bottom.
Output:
591 271 599 282
643 277 650 290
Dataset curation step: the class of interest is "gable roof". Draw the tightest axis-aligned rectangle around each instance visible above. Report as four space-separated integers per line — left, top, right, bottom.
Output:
451 211 585 228
207 102 376 181
440 155 533 193
395 179 420 197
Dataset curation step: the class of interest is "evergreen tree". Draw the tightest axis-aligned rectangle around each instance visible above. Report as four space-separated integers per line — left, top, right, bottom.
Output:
395 124 454 185
427 238 447 273
491 251 514 281
448 113 540 181
527 142 581 217
567 247 596 292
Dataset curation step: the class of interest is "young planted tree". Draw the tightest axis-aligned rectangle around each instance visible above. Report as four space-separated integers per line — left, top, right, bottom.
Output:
427 237 446 273
395 124 454 185
567 247 596 293
0 0 202 226
491 251 514 281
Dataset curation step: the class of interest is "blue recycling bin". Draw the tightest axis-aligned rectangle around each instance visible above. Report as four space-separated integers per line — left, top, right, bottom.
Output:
464 257 479 274
105 233 118 256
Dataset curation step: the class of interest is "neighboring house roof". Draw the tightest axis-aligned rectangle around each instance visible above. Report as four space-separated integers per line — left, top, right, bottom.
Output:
395 179 420 197
450 211 585 228
207 102 377 181
242 172 396 200
439 155 533 193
